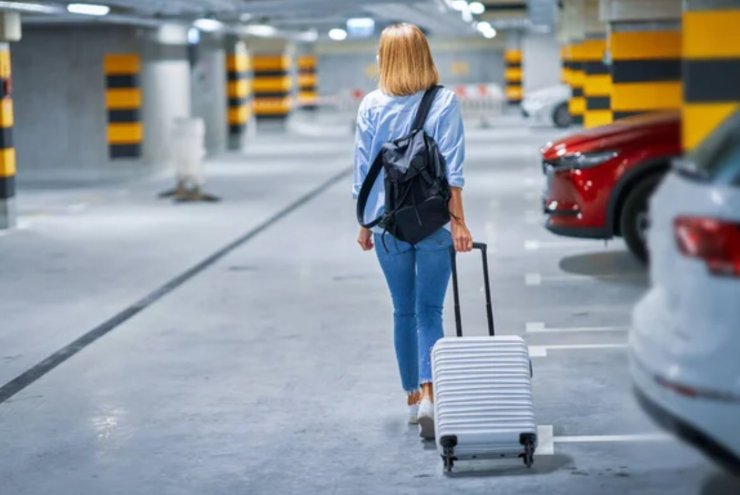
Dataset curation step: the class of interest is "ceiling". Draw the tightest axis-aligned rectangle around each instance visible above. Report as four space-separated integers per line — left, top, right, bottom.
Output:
11 0 557 37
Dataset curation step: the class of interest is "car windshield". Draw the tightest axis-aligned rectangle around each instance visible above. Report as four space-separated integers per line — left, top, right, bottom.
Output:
680 111 740 185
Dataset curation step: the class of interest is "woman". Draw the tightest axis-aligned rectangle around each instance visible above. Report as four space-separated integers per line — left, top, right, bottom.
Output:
353 23 473 439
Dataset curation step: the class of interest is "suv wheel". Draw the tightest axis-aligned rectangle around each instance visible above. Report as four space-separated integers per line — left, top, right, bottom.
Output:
552 103 572 128
620 175 663 263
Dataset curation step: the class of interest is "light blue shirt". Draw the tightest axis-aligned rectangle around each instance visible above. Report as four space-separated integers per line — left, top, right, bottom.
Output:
353 87 465 229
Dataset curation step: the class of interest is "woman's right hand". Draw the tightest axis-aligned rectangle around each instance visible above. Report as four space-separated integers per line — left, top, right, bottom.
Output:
358 227 374 251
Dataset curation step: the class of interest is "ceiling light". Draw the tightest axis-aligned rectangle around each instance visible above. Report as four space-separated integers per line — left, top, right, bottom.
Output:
244 24 277 37
0 1 60 13
469 2 485 15
450 0 467 11
299 29 318 42
482 28 497 39
328 28 347 41
476 21 497 39
346 17 375 37
193 18 223 32
66 3 110 16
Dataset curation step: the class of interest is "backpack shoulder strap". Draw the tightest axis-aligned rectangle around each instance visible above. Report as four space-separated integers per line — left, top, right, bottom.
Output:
356 152 385 228
411 85 443 133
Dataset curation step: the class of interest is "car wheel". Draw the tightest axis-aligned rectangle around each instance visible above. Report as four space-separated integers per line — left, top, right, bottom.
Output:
552 103 571 128
620 175 663 264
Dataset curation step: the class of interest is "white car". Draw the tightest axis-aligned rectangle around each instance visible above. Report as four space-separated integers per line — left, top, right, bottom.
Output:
630 111 740 472
521 84 572 128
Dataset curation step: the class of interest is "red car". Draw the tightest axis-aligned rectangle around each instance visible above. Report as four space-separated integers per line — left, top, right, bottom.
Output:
540 111 682 261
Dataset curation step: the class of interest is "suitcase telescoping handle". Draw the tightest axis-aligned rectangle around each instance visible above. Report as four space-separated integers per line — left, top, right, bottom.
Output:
450 242 495 337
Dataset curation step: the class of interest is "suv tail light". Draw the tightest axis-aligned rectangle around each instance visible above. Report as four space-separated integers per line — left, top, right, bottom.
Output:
674 216 740 277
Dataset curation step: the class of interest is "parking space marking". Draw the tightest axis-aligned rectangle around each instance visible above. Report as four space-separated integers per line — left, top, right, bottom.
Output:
536 425 672 455
524 272 644 285
529 343 628 357
524 240 607 251
526 322 629 333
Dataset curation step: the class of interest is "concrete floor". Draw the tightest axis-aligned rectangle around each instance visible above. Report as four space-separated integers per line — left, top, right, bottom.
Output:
0 115 738 494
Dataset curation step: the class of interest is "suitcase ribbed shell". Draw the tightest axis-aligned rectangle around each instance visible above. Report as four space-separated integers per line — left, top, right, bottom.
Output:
432 335 536 459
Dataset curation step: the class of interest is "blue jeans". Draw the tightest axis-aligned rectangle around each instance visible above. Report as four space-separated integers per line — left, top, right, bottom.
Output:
374 229 452 392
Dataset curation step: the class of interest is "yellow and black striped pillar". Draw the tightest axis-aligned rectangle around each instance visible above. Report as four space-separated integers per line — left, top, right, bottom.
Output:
682 3 740 151
226 48 252 139
610 26 681 121
297 55 318 110
560 45 572 87
568 41 587 126
104 54 143 159
252 55 293 121
582 37 612 128
504 49 523 105
0 42 15 229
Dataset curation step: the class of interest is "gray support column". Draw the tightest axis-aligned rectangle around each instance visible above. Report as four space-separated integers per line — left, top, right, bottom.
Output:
224 37 252 151
0 13 20 229
191 33 228 155
141 25 192 168
523 32 561 95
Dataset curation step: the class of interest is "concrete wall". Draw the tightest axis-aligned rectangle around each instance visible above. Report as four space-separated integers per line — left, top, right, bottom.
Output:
315 37 506 96
13 26 143 184
523 32 563 93
190 34 227 156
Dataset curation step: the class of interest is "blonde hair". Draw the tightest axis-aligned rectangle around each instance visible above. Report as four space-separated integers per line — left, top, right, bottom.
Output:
378 23 439 96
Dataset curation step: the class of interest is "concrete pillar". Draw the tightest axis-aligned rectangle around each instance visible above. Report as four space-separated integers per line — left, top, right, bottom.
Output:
225 37 252 150
141 26 191 167
250 38 294 125
582 0 611 128
504 32 524 106
523 32 561 96
0 13 20 229
602 0 682 120
104 54 143 159
190 33 228 155
296 48 318 110
560 0 587 125
682 0 740 150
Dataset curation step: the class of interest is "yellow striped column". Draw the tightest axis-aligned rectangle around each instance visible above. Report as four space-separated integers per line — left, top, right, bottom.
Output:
252 55 293 121
682 3 740 151
560 45 572 86
568 41 587 126
582 37 612 128
610 26 681 121
504 49 523 105
226 48 252 139
0 42 15 229
104 54 143 159
297 55 318 110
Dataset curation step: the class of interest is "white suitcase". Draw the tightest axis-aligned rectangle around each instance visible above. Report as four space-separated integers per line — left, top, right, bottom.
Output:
432 243 537 472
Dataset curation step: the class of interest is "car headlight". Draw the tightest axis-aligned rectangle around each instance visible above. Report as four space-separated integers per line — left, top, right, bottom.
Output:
557 150 619 170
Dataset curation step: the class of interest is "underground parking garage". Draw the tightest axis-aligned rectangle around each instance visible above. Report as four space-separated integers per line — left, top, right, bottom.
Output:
0 0 739 493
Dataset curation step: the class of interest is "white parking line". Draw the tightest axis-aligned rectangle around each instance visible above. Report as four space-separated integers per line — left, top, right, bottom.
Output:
529 343 628 357
526 322 629 333
524 240 607 251
524 272 644 285
536 425 673 455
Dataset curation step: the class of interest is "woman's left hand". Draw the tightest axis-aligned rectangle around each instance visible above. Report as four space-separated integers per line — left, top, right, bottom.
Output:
358 227 374 251
451 220 473 252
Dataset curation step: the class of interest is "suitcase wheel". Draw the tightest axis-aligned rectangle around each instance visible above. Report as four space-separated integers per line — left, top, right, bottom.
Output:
520 434 536 468
440 435 458 474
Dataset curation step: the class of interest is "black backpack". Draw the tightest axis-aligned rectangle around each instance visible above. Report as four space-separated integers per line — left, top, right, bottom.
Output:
356 85 451 247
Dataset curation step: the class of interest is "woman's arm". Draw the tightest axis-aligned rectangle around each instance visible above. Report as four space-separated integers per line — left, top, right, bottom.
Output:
449 187 473 252
354 98 375 251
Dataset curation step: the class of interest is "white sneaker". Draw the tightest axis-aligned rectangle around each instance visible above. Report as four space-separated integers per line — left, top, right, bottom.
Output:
408 403 419 424
417 398 435 439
